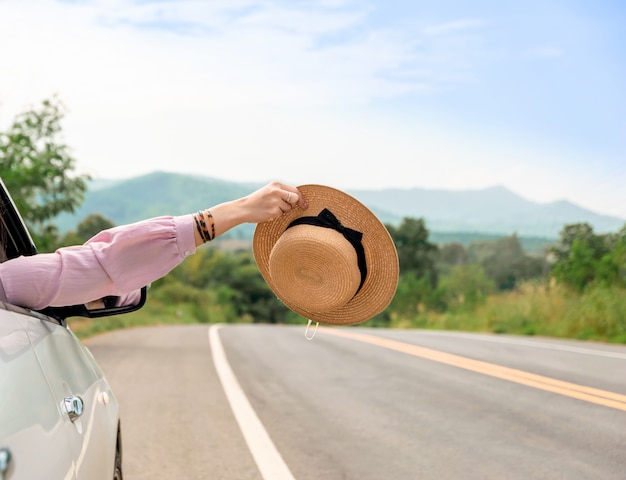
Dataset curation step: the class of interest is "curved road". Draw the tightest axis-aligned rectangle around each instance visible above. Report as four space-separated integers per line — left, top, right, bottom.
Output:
86 324 626 480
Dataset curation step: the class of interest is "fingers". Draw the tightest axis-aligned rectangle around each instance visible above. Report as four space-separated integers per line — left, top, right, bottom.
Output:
243 181 309 223
278 183 308 210
260 181 308 222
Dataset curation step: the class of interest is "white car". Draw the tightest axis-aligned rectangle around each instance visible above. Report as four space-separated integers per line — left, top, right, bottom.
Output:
0 179 145 480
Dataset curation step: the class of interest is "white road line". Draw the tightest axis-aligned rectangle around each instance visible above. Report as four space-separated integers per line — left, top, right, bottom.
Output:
209 325 295 480
414 331 626 360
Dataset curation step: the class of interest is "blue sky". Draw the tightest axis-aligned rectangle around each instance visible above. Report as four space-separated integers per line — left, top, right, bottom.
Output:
1 0 624 218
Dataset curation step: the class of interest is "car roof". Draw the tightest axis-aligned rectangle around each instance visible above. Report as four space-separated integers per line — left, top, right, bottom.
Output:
0 178 38 262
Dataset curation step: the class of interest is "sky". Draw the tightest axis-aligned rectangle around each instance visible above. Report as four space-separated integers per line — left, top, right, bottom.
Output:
1 0 625 218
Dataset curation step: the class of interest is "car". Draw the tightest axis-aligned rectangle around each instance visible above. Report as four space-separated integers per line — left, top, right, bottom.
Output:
0 178 146 480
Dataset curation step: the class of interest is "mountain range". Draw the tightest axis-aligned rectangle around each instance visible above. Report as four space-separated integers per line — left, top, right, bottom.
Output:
54 171 625 250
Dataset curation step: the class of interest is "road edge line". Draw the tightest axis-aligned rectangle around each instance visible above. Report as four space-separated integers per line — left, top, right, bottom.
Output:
208 324 296 480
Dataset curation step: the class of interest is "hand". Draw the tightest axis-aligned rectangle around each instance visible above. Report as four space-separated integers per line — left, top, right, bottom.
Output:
195 181 309 246
240 181 308 223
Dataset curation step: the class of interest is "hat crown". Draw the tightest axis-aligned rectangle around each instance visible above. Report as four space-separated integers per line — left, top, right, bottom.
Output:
268 225 362 312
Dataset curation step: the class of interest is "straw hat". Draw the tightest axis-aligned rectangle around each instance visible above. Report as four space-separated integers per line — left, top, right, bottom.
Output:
253 184 399 326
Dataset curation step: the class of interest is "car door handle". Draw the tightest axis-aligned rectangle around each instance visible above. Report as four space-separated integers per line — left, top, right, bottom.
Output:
63 396 84 422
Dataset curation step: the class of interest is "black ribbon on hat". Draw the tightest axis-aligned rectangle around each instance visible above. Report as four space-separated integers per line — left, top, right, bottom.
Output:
286 208 367 292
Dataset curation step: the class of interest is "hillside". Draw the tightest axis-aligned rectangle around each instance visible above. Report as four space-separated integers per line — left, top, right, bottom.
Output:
351 186 624 237
53 172 625 251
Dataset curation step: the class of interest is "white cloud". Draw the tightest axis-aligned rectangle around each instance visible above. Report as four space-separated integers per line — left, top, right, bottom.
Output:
0 0 489 118
0 0 493 180
0 0 623 219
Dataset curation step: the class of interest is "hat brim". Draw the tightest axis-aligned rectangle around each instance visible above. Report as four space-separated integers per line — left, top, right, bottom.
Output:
253 184 399 326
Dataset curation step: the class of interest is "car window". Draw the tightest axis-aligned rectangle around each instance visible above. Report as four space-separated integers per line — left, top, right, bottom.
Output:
0 178 38 263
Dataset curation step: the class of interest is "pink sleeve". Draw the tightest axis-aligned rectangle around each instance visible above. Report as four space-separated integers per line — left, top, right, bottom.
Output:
0 215 197 310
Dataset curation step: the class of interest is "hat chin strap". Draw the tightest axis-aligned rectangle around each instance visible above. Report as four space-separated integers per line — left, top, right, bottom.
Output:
286 208 368 293
305 319 319 340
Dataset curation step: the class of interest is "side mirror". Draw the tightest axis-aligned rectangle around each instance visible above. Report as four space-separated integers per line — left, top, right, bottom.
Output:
38 286 148 322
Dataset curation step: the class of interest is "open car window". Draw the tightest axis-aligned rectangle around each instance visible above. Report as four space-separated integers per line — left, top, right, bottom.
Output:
0 178 38 263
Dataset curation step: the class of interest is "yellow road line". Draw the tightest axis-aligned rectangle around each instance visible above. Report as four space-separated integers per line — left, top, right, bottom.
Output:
322 328 626 412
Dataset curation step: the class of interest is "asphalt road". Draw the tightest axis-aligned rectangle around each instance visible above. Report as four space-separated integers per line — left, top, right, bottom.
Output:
86 324 626 480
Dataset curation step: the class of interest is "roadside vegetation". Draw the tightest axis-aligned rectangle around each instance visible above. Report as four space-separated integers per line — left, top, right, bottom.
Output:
3 98 625 343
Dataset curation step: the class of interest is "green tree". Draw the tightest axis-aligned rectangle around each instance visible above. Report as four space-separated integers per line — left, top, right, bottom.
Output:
436 242 469 276
551 223 609 265
164 248 290 323
75 213 115 242
56 213 116 248
388 272 445 326
386 217 438 284
550 223 611 291
439 264 495 310
594 223 626 288
470 235 544 290
0 97 90 250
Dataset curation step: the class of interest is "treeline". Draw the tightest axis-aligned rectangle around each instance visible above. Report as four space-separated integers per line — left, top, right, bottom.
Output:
385 219 626 342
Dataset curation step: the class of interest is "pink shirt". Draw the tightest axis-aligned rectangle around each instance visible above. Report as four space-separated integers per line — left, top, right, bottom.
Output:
0 215 197 310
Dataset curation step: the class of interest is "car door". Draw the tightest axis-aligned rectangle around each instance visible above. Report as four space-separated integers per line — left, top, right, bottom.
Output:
0 305 77 480
20 309 119 480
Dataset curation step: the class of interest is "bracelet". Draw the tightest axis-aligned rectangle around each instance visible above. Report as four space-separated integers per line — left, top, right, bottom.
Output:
194 213 205 242
206 210 216 241
193 210 215 243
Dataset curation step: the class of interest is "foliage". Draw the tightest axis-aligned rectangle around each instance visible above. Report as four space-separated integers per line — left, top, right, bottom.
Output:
550 222 626 291
386 217 439 285
56 213 116 248
436 242 469 275
388 272 437 322
438 264 495 311
436 234 546 291
0 98 90 250
477 235 546 290
160 247 291 324
388 281 626 343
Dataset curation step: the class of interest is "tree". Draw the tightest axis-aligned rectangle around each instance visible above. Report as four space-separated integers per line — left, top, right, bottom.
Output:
57 213 116 247
436 242 469 276
0 97 90 250
75 214 115 242
469 235 544 290
439 264 495 310
550 223 612 291
386 217 439 284
550 223 609 265
164 248 290 323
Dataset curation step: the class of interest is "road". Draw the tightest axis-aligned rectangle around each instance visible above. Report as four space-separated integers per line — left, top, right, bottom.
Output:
86 324 626 480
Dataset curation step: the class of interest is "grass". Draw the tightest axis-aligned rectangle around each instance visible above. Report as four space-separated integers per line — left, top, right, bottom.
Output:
70 282 626 344
391 282 626 344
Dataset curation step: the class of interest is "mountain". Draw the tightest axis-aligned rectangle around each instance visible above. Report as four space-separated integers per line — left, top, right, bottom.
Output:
350 185 624 238
54 172 625 247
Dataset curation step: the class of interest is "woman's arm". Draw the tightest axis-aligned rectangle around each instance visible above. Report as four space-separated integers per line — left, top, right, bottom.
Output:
0 181 306 310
